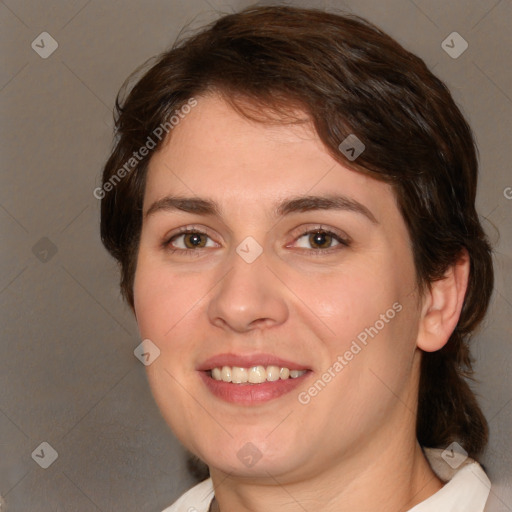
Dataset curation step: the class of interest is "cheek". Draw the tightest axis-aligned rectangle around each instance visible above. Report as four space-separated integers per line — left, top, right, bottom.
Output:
133 260 165 339
301 260 403 340
134 255 199 340
303 254 419 388
133 249 167 327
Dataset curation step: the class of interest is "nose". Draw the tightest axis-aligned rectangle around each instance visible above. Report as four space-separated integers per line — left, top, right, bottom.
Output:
207 248 289 334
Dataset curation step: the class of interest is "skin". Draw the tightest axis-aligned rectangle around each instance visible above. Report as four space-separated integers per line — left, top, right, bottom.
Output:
133 93 469 511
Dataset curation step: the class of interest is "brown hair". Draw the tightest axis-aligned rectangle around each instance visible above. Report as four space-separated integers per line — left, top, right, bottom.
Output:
100 5 493 459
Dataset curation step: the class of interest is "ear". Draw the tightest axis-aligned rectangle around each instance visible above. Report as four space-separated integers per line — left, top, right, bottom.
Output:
416 249 470 352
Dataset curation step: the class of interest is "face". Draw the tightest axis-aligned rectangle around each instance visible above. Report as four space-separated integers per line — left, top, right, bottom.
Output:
134 93 423 482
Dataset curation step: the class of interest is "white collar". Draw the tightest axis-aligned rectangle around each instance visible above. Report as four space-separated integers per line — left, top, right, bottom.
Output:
408 448 491 511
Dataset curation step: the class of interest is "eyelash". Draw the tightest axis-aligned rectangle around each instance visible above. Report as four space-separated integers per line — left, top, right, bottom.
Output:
162 225 351 256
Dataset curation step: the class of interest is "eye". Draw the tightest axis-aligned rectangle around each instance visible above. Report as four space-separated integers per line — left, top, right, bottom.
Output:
164 228 217 252
162 226 350 255
293 228 350 252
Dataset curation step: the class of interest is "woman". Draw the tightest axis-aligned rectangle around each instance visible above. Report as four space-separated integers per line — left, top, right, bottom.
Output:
100 6 493 511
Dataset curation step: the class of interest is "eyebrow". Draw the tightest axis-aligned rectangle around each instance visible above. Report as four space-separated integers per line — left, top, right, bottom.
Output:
145 194 378 224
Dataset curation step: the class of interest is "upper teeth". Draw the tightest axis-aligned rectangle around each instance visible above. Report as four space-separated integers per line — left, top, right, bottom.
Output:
210 366 306 384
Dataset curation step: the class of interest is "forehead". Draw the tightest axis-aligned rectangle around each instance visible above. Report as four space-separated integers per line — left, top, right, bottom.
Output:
144 94 398 220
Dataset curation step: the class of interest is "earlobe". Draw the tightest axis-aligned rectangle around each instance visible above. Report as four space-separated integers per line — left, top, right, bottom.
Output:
417 249 470 353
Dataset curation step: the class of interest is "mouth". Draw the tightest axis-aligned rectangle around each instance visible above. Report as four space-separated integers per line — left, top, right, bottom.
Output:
197 354 312 405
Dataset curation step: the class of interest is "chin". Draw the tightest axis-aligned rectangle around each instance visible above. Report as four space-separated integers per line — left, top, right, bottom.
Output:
206 456 298 479
194 436 305 479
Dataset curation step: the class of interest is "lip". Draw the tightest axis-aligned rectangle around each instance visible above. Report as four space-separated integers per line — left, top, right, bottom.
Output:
198 369 311 405
197 352 312 405
197 353 310 372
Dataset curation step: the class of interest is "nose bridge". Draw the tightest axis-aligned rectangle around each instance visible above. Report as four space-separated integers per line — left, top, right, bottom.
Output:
207 242 288 332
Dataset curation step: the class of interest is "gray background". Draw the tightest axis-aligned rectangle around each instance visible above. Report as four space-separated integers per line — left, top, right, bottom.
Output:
1 0 511 510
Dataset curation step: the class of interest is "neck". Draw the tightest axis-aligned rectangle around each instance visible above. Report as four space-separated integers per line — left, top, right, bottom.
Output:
209 437 443 512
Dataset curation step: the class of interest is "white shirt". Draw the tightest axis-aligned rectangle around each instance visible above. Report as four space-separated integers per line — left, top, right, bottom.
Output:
162 448 491 512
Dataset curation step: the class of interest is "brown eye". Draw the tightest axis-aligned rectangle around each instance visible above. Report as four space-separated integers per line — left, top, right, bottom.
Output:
294 229 349 251
165 229 216 252
308 231 334 249
183 232 208 249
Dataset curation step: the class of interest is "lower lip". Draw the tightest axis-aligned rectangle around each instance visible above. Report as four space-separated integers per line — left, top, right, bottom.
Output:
199 371 311 405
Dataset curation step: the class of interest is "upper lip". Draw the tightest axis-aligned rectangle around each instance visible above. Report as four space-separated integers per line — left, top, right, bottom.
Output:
197 353 310 371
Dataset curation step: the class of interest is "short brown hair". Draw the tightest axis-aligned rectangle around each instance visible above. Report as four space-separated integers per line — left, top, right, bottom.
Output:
100 5 493 459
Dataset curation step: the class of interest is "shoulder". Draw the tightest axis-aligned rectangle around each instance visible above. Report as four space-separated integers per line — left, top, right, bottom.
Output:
161 478 214 512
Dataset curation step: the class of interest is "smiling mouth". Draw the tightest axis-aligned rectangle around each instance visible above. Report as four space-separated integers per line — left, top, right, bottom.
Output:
200 362 311 404
208 365 308 384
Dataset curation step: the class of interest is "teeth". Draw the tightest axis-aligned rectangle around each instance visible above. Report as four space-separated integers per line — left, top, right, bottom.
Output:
248 366 266 383
210 365 307 384
231 366 248 383
266 365 280 381
221 366 231 382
